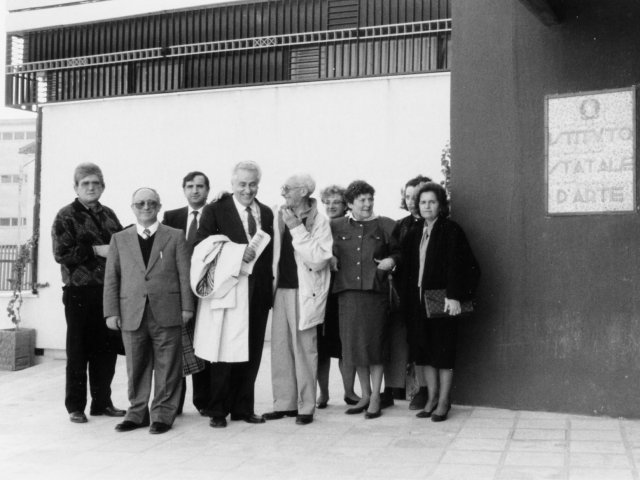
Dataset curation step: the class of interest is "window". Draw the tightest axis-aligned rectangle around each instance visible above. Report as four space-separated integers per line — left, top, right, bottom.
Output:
14 132 25 140
26 132 35 139
1 132 12 141
0 217 27 227
0 175 25 184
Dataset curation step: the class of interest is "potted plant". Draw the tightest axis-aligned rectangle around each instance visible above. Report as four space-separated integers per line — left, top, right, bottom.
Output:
1 236 37 370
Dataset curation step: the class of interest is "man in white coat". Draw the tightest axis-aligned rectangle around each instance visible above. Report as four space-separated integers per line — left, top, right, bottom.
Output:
264 174 333 425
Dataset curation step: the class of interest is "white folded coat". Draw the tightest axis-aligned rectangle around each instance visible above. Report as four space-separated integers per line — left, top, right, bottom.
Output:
191 235 250 363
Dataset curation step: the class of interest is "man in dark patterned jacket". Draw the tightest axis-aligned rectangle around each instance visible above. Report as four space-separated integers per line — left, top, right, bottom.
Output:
52 162 126 424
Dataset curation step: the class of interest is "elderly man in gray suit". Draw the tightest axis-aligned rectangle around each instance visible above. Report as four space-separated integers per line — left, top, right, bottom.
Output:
104 187 194 434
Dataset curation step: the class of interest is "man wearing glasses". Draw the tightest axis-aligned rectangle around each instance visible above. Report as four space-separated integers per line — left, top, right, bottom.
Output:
104 188 194 434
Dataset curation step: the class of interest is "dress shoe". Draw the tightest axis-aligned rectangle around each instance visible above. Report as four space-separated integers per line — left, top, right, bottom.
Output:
316 398 328 409
392 387 406 400
344 396 359 406
409 387 428 410
380 392 395 409
230 413 265 424
90 406 126 417
149 422 171 434
431 405 451 423
209 416 227 428
198 408 210 417
115 419 150 432
69 411 88 424
364 409 382 419
345 403 369 415
416 404 438 419
295 414 313 425
263 410 298 420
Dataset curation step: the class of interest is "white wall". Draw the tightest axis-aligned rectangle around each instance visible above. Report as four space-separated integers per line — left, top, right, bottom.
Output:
7 73 450 350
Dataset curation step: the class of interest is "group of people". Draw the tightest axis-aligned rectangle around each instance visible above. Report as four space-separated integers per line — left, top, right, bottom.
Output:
52 160 479 435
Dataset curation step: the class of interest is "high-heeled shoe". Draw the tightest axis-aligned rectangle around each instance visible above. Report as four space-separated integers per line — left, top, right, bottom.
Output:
364 409 382 419
344 396 360 406
431 405 451 422
345 403 369 414
415 403 438 419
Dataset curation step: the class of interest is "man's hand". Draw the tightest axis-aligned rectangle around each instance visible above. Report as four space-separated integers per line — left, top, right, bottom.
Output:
374 257 396 271
182 311 193 324
93 245 110 258
444 298 461 316
281 207 302 230
243 245 256 263
106 316 121 330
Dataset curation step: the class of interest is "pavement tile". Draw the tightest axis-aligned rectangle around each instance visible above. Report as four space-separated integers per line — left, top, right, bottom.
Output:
448 438 509 451
568 468 634 480
570 452 632 468
570 429 623 441
497 466 565 480
508 440 567 452
428 464 498 479
503 451 565 467
456 427 512 439
570 441 626 453
570 417 621 430
440 449 503 465
512 429 567 441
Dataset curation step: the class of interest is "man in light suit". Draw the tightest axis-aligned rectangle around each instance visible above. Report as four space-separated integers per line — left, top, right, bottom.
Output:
196 160 274 428
104 187 194 434
162 171 211 416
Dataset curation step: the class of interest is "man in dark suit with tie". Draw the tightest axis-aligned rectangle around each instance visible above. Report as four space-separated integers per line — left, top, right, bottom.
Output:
104 187 194 434
196 160 274 428
162 171 211 416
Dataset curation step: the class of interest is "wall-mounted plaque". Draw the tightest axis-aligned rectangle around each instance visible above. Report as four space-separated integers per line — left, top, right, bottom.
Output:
546 87 636 215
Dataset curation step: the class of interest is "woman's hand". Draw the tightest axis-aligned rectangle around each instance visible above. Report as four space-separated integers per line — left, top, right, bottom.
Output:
374 257 395 271
444 298 461 316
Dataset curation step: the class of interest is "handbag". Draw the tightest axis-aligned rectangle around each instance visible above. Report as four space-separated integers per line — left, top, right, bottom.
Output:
423 289 474 318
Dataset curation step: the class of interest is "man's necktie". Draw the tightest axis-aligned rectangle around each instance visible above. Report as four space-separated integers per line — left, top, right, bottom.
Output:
142 228 151 240
187 211 198 244
246 206 257 238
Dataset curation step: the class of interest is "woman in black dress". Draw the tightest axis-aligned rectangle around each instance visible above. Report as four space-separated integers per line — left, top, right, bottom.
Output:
316 185 360 408
403 182 479 422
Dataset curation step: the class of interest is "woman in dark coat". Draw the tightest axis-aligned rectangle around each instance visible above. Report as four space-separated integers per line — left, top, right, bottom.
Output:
403 182 479 422
331 180 399 419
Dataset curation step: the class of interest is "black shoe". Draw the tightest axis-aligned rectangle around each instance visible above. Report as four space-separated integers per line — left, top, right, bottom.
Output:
295 414 313 425
416 403 438 419
345 403 369 415
69 411 88 424
380 392 395 409
264 410 298 420
115 419 150 432
198 408 209 417
392 387 406 400
230 413 265 424
431 405 451 423
90 406 126 417
209 417 227 428
344 396 359 406
149 422 171 434
317 398 328 409
409 387 428 411
364 409 382 419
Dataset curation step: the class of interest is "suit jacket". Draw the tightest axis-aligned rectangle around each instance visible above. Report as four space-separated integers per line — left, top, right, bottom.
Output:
162 206 189 234
196 194 274 311
402 217 480 301
104 223 195 331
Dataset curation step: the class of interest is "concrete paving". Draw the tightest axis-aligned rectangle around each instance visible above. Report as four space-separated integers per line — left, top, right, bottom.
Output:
1 344 639 480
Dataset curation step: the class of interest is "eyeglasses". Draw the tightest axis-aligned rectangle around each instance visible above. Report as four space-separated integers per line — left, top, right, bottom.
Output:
132 201 159 209
281 185 302 194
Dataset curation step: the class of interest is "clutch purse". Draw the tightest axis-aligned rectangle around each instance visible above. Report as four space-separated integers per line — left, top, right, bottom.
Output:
423 289 474 318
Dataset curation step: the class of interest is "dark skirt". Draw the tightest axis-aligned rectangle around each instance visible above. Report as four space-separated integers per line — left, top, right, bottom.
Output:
407 289 458 369
338 290 389 366
318 292 342 360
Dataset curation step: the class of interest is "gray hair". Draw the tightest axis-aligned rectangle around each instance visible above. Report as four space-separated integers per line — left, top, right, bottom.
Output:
74 162 104 186
131 187 161 204
291 173 316 197
232 161 262 181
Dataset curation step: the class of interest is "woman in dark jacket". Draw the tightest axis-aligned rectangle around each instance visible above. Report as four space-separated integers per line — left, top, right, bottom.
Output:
331 180 399 419
402 182 479 422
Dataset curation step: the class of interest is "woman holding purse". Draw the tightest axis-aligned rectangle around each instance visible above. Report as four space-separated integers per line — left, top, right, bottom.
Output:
402 182 479 422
